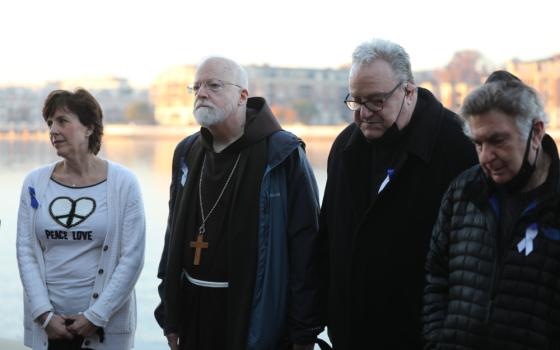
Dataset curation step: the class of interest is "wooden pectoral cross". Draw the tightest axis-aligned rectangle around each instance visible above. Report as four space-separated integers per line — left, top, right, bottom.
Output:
190 233 209 266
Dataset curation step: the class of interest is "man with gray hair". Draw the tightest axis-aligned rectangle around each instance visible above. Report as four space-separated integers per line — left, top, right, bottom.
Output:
320 39 476 348
423 72 560 349
155 56 324 350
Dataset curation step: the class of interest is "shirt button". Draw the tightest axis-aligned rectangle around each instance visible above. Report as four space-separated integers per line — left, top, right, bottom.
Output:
98 269 104 274
93 293 99 299
103 245 108 251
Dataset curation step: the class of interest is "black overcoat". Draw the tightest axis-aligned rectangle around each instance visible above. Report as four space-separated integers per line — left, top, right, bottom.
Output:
320 88 478 349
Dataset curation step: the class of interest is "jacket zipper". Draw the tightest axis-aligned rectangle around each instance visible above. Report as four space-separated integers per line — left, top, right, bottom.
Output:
485 200 500 325
485 254 498 324
485 201 537 324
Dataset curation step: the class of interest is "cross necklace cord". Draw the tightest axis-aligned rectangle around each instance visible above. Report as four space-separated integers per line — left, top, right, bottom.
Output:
190 152 242 266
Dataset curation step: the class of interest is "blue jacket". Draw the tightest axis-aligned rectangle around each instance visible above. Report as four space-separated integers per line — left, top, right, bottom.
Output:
156 129 324 349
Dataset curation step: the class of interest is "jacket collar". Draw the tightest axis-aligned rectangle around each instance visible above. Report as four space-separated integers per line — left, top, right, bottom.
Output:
544 133 560 193
465 133 560 208
343 87 446 164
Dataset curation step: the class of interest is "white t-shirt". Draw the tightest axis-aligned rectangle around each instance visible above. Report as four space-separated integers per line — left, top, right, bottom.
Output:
36 179 108 315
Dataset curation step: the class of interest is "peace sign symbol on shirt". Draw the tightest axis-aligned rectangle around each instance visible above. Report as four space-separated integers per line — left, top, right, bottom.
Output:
49 196 96 229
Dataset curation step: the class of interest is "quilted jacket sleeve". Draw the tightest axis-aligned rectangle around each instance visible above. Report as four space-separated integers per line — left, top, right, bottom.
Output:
422 183 454 349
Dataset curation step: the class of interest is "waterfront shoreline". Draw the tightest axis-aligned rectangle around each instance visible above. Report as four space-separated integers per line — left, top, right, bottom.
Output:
0 123 346 141
4 123 560 142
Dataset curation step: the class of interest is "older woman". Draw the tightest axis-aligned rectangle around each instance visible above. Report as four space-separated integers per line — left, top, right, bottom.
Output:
17 89 145 350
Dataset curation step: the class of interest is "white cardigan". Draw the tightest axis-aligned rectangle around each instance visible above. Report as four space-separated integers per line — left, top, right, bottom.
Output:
17 160 146 349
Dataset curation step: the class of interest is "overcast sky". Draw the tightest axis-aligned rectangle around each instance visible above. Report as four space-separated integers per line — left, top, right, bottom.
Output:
1 0 558 87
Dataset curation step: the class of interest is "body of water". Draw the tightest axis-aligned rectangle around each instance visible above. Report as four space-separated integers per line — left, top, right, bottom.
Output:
0 132 335 349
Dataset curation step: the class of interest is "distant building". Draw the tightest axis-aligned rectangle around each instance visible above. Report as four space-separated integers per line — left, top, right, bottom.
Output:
55 76 131 91
4 52 560 131
507 54 560 129
245 65 351 124
0 86 44 129
150 65 196 126
0 77 151 129
416 74 484 113
49 77 148 124
149 64 351 126
415 53 560 128
414 50 491 113
436 81 472 111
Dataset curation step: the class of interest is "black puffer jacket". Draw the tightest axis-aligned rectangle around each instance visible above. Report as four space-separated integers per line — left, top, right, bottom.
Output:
423 134 560 350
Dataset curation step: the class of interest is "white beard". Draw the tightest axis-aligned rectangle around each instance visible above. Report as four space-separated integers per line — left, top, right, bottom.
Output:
194 104 228 127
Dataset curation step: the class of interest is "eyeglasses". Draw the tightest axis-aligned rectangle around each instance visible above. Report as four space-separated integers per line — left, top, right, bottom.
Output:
344 81 404 112
187 79 242 94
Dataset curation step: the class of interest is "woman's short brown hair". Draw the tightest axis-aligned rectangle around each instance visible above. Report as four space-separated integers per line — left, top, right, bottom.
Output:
42 88 104 155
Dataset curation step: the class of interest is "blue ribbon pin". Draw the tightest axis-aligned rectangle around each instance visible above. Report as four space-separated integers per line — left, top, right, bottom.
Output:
28 187 39 209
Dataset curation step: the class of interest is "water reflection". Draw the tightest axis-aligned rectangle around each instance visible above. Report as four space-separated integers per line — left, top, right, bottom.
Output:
1 139 57 169
1 132 332 175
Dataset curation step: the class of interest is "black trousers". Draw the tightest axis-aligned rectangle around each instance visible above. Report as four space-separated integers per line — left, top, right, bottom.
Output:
48 337 93 350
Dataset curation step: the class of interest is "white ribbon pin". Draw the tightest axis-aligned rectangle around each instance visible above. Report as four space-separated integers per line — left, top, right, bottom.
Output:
517 224 538 256
378 168 395 194
180 162 188 186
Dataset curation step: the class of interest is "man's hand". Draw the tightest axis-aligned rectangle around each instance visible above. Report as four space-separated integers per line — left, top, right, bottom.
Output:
40 313 73 340
166 333 179 350
65 314 98 337
293 344 314 350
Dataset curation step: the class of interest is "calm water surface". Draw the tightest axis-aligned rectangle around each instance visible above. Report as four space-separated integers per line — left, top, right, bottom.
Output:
0 133 333 349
